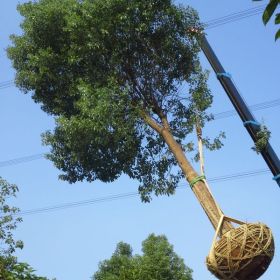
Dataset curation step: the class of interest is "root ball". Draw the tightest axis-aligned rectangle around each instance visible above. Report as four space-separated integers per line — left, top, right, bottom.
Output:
206 223 274 280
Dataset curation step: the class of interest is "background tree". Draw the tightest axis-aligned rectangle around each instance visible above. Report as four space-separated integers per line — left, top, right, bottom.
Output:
0 177 23 268
253 0 280 40
8 0 228 230
0 260 50 280
92 234 193 280
138 234 193 280
0 178 51 279
93 242 136 280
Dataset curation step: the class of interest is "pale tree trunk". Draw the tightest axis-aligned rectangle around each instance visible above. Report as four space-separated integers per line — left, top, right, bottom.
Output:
142 111 233 233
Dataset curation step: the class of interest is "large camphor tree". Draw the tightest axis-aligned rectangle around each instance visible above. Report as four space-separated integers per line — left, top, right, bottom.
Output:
8 0 229 231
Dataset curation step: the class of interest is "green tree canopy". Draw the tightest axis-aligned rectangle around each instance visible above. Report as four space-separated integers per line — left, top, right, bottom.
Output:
93 242 136 280
92 234 193 280
8 0 225 228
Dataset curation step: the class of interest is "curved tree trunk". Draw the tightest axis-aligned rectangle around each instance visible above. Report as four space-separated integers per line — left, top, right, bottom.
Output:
143 112 233 234
161 127 233 233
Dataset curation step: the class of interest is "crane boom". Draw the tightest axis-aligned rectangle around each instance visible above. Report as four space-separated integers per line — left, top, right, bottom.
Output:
200 35 280 187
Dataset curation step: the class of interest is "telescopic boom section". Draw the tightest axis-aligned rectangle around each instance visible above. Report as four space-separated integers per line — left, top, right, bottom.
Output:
200 35 280 187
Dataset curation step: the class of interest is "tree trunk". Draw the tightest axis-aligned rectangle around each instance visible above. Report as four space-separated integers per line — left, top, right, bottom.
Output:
161 127 233 233
142 112 233 234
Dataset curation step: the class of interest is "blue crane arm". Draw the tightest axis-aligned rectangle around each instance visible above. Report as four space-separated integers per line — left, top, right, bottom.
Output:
199 35 280 187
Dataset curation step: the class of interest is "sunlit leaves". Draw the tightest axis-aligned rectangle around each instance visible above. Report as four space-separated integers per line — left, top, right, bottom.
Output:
92 234 193 280
0 260 50 280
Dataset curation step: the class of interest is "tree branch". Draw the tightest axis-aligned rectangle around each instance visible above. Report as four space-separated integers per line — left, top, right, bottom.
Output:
140 110 163 134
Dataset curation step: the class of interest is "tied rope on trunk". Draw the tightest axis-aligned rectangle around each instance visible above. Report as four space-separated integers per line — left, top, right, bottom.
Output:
189 175 206 188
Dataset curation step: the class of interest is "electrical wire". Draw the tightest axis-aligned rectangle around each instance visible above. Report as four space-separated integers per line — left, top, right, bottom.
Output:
11 168 269 217
204 5 266 30
0 153 44 168
213 98 280 120
18 192 139 216
0 80 14 90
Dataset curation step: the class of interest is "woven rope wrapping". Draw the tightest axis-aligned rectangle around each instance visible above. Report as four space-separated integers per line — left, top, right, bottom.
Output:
206 216 274 280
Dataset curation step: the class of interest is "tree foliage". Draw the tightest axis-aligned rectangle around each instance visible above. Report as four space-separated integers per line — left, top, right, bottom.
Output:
253 0 280 40
252 124 271 154
92 234 193 280
8 0 223 202
0 178 51 279
0 259 50 280
0 177 23 259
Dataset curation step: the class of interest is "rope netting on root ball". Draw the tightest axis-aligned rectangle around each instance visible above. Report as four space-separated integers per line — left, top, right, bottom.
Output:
206 215 274 280
192 121 274 280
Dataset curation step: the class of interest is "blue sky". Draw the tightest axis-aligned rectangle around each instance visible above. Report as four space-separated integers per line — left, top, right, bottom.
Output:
1 1 279 279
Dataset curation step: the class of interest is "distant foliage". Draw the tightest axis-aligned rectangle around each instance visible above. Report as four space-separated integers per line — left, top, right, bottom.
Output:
0 178 52 279
92 234 193 280
0 177 23 259
0 260 50 280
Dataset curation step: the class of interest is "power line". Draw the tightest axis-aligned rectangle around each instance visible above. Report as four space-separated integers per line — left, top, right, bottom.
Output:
204 5 265 29
204 5 265 25
213 98 280 120
207 168 269 182
18 192 139 216
13 168 269 217
0 154 44 168
0 80 14 90
0 80 14 86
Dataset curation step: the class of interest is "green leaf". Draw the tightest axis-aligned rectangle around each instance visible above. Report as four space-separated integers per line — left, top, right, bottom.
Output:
263 0 279 25
275 28 280 40
275 13 280 24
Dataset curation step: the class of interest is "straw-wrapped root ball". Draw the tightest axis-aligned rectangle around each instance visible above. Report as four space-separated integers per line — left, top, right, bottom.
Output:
206 223 274 280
